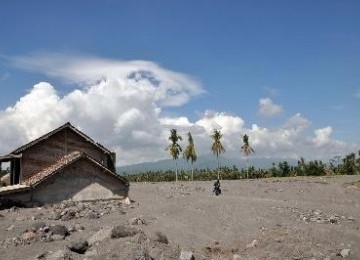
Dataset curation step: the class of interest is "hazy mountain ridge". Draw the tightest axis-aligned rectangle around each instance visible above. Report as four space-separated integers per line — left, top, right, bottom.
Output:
117 155 298 174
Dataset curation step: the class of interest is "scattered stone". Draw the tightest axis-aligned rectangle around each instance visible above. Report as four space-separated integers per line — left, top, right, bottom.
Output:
86 211 99 219
129 215 146 225
50 225 69 237
60 209 76 221
246 239 258 248
154 231 168 244
179 250 195 260
31 222 47 232
88 227 112 245
47 250 71 260
22 230 37 241
329 215 338 224
6 225 15 231
314 210 322 215
51 234 65 241
135 249 154 260
84 248 98 257
67 239 89 254
10 206 19 212
347 216 355 221
340 249 350 257
110 225 139 238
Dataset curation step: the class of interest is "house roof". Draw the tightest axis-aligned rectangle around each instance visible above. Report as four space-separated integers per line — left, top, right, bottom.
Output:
0 153 22 162
0 151 128 196
10 122 113 155
0 184 29 195
25 151 129 187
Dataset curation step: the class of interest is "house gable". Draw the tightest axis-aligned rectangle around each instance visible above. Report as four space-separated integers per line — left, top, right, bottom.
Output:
1 122 116 183
0 152 129 205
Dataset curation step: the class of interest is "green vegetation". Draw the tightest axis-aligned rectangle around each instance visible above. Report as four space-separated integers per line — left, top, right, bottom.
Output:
183 132 197 181
210 129 225 179
165 129 182 182
241 134 255 179
123 152 360 182
136 127 360 183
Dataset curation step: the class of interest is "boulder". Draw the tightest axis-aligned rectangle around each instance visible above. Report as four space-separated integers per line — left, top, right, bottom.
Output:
110 225 139 239
246 239 258 248
88 227 112 245
67 239 89 254
179 250 195 260
154 232 168 244
340 249 350 257
50 225 69 237
31 222 47 232
22 231 37 241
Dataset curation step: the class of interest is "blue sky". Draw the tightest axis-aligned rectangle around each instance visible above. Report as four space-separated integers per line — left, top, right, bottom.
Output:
0 1 359 165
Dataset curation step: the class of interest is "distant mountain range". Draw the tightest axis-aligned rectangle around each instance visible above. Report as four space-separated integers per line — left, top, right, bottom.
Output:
116 155 298 174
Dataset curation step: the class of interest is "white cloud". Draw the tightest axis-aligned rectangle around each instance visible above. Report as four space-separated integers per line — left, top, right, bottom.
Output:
311 126 332 148
7 52 204 107
258 98 283 117
0 53 357 165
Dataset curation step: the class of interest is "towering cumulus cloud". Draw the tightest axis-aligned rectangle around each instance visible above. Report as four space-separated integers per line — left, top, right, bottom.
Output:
0 53 356 165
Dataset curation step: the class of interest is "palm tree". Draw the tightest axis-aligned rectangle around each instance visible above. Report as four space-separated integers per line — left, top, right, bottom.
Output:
183 132 197 181
241 134 254 179
211 129 225 179
166 129 182 182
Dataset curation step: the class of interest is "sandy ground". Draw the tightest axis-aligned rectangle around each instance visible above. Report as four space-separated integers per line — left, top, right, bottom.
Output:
0 175 359 259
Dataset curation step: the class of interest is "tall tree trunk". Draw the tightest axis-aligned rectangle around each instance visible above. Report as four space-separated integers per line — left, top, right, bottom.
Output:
217 155 220 180
191 162 194 181
175 160 178 182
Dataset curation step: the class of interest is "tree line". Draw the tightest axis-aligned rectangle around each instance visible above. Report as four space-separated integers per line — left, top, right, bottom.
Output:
123 128 360 182
165 128 253 182
123 152 360 182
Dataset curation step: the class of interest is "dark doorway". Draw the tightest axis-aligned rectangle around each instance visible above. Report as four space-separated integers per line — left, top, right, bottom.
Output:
10 159 21 185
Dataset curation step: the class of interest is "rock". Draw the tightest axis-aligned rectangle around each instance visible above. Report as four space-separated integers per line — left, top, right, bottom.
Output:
232 254 243 260
86 211 99 219
67 239 89 254
314 210 322 215
22 231 37 241
88 227 112 245
347 216 355 221
340 249 350 257
10 206 19 212
246 239 258 248
129 216 146 225
154 231 168 244
111 225 139 239
31 222 47 232
48 210 62 220
60 209 76 221
51 234 66 241
135 249 153 260
50 225 69 237
12 236 25 246
6 225 15 231
35 250 70 260
75 224 85 231
329 215 338 224
179 250 195 260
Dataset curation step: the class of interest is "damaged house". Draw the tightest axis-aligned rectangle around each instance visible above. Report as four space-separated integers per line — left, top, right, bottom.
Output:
0 122 129 206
